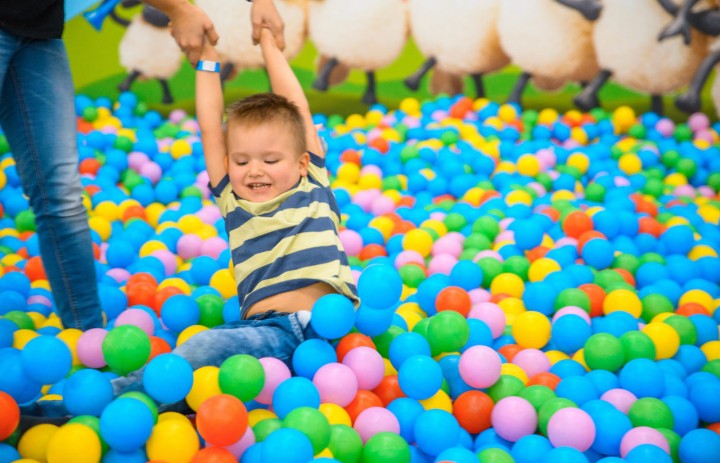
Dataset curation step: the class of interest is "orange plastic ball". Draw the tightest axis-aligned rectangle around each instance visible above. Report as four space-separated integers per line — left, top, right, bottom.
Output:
24 256 47 281
563 211 594 239
336 333 376 363
498 344 524 363
435 286 472 317
196 394 249 447
344 390 383 424
0 391 19 441
579 283 606 318
372 375 405 407
527 372 561 390
190 447 238 463
453 390 494 434
358 244 388 261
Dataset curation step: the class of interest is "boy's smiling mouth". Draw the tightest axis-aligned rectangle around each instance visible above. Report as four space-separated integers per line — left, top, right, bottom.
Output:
248 183 271 190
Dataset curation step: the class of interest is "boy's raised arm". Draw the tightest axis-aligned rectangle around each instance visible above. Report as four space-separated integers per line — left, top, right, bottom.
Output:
195 45 228 187
259 28 325 158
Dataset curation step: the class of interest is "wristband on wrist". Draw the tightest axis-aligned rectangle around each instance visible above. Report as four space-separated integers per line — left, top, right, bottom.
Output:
196 60 221 73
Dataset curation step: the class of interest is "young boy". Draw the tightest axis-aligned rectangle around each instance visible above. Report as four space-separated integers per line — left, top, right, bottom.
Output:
28 28 359 420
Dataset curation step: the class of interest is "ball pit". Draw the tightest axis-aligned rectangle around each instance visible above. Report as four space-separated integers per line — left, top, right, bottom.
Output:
0 91 719 462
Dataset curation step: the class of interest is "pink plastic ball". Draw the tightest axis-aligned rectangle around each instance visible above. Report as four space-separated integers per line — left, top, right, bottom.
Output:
547 407 596 451
139 162 162 185
216 426 255 458
458 345 502 389
169 109 187 124
128 152 149 171
370 196 395 216
554 237 578 248
468 302 506 339
177 234 202 260
339 230 364 257
394 250 424 268
427 254 458 276
619 426 670 458
353 407 400 443
491 396 538 442
655 119 675 137
695 129 716 144
473 250 503 262
353 190 376 212
313 362 358 407
697 186 715 198
600 388 637 414
255 357 291 404
106 268 131 284
28 295 52 307
360 165 383 177
614 176 630 187
468 288 491 304
342 346 385 390
674 185 695 198
115 308 155 337
429 212 446 222
195 206 222 225
432 237 462 258
527 182 547 196
77 328 108 368
151 249 178 276
512 349 551 378
200 237 228 259
495 230 514 243
552 307 591 325
688 112 710 132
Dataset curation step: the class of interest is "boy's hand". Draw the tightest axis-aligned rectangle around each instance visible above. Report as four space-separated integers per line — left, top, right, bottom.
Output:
252 0 286 50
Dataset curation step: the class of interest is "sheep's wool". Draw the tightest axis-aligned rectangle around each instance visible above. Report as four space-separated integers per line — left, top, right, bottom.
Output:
119 18 182 79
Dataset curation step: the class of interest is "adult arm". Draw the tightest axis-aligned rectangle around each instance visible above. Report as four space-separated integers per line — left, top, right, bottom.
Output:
252 0 286 50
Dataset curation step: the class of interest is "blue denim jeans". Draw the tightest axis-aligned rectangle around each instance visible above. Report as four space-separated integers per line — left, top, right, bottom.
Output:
0 29 102 330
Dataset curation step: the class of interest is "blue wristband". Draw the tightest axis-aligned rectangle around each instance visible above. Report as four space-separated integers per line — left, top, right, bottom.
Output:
196 60 221 73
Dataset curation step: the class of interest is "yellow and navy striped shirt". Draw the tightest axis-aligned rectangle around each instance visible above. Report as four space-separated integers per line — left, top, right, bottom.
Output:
210 152 359 318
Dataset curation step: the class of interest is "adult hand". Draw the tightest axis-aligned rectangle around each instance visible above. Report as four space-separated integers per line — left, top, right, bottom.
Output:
251 0 285 50
167 2 219 65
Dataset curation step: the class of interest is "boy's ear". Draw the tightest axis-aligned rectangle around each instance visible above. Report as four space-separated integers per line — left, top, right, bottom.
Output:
299 152 310 176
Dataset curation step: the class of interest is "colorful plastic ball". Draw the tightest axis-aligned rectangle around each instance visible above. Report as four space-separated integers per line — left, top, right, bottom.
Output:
283 406 332 454
0 346 41 403
458 345 502 388
511 434 552 463
353 406 400 443
313 362 358 407
63 368 114 416
261 427 314 463
412 409 460 456
99 397 154 452
512 311 552 349
426 310 470 355
688 376 720 422
196 394 248 446
583 401 632 456
358 264 403 310
453 390 494 435
292 338 337 379
255 357 292 405
625 444 673 463
216 354 265 403
145 417 200 463
76 328 108 369
160 294 200 333
619 358 665 398
115 308 155 337
311 294 357 339
326 424 363 463
620 426 670 458
552 314 592 354
468 302 507 339
398 354 443 400
491 396 538 442
142 353 193 404
584 333 625 372
547 407 596 451
679 428 720 463
102 324 151 375
0 391 19 441
272 377 320 419
20 334 72 385
46 423 102 463
661 396 698 436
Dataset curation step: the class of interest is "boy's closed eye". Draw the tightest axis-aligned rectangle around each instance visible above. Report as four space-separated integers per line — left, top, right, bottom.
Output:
265 160 279 164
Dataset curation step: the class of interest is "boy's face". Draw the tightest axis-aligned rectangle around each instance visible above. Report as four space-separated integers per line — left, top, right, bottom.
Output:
226 121 309 202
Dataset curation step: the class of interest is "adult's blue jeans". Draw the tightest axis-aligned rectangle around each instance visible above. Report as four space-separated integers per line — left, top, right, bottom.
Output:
0 28 103 330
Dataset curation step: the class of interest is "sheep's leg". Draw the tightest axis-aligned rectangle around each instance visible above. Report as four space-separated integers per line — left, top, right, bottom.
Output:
554 0 602 21
676 50 720 113
573 69 611 111
471 73 485 99
362 71 378 106
220 62 236 84
313 57 339 91
118 70 141 92
404 57 437 91
651 94 664 115
159 79 173 105
507 72 531 104
658 0 700 45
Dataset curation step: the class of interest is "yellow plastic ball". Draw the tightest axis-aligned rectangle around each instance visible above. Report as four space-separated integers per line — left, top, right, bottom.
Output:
139 240 168 258
210 268 237 299
170 139 192 160
572 349 589 370
366 110 384 127
517 155 541 177
551 190 578 202
47 423 102 463
18 423 58 462
496 160 517 175
157 411 193 425
358 173 383 190
497 104 518 123
403 228 434 257
501 363 529 385
399 98 421 116
13 329 40 349
618 153 642 175
642 322 681 360
679 289 714 313
697 205 720 225
146 418 200 463
157 278 192 295
319 403 352 426
177 215 204 234
420 219 447 238
176 325 209 346
337 163 361 184
537 108 559 126
463 187 485 207
56 328 82 367
602 289 642 319
396 306 423 331
346 114 366 130
701 340 720 361
512 311 552 349
88 216 112 242
186 366 221 412
570 127 589 145
664 173 688 187
506 189 533 207
566 153 590 174
689 245 718 260
528 258 562 282
248 409 278 427
419 389 453 413
490 273 525 298
26 312 46 330
144 203 165 228
498 297 526 320
612 106 636 132
93 201 120 222
545 350 570 365
384 358 397 376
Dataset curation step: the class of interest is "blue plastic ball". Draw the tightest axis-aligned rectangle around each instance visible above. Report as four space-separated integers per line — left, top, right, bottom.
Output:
20 335 72 385
0 347 41 404
357 264 403 310
310 294 356 339
387 397 425 443
679 429 720 463
354 303 394 337
413 409 461 457
398 355 443 400
261 428 314 463
142 353 193 404
272 377 320 419
63 369 114 416
625 444 673 463
160 294 200 333
511 434 552 463
99 398 154 452
291 339 337 379
389 332 431 370
619 358 665 398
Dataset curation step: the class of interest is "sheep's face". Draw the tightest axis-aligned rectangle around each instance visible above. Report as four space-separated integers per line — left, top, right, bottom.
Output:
225 121 309 202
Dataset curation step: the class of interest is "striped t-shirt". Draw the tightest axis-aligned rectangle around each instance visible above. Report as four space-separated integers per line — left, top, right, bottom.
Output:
210 152 359 318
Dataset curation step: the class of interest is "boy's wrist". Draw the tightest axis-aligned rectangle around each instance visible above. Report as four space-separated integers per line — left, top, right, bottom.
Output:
196 60 221 73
